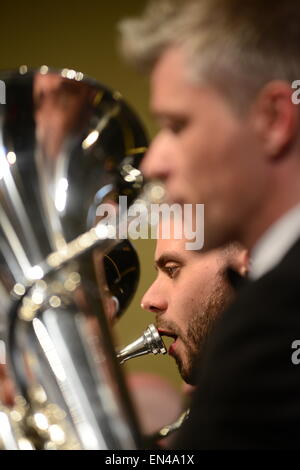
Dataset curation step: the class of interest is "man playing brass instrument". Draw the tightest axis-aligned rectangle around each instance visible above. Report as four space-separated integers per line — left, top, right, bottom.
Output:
141 219 248 386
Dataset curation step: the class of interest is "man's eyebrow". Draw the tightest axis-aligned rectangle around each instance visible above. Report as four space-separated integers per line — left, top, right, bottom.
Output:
151 109 188 122
154 252 184 269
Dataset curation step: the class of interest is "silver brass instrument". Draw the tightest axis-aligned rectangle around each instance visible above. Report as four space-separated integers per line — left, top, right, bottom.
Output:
117 326 190 444
0 66 152 450
117 324 167 364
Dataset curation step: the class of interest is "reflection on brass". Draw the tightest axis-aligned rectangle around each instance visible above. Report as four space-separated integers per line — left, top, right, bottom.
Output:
0 67 148 450
0 388 80 450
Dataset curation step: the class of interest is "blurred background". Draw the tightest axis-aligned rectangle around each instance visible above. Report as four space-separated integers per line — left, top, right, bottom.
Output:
0 0 182 389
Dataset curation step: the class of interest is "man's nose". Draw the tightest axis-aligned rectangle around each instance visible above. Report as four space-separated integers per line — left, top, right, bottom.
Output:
141 282 167 315
140 134 172 181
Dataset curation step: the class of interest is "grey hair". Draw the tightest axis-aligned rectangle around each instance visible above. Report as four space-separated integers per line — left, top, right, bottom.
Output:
119 0 300 111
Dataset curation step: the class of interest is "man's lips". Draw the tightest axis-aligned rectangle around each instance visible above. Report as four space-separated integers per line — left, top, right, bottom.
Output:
157 328 178 355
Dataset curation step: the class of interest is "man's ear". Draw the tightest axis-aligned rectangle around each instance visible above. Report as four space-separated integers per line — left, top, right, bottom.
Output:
252 81 299 160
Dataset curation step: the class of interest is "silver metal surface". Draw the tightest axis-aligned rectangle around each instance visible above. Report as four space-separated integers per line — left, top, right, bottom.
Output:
117 324 167 364
0 67 148 449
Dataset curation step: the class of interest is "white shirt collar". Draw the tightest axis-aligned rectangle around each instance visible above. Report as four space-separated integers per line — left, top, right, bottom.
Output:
249 203 300 280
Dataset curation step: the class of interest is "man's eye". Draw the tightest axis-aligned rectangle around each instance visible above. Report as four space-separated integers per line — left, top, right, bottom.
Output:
159 118 187 135
168 121 186 134
165 265 179 278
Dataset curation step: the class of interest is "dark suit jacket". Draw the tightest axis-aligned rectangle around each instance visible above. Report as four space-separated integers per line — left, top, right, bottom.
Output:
177 237 300 449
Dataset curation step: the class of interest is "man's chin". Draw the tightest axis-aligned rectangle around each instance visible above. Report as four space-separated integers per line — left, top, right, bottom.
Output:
177 361 197 386
182 371 197 386
181 375 196 386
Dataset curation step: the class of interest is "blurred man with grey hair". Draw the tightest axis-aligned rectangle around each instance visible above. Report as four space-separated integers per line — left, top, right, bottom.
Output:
119 0 300 448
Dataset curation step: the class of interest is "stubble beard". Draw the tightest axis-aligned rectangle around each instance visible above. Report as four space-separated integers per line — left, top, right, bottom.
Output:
157 277 232 385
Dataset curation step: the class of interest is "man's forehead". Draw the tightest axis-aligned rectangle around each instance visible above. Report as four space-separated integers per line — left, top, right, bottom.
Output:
155 236 187 259
157 217 187 242
150 47 199 112
151 47 187 85
150 48 218 127
155 236 233 268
